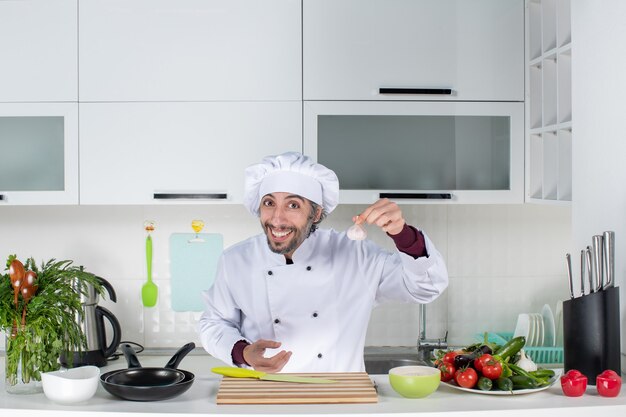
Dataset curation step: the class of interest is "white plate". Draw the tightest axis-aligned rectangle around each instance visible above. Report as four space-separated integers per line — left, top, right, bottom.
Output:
442 372 560 396
534 313 545 347
513 313 531 344
542 304 556 347
555 300 563 347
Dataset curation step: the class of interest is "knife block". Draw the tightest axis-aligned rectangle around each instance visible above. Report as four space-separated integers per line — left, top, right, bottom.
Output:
562 286 621 384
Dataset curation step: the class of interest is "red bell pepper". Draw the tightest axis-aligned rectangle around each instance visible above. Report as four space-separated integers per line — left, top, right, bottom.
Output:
596 370 622 397
561 369 587 397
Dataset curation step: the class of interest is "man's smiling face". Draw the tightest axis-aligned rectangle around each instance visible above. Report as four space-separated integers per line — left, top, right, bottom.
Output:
259 192 322 259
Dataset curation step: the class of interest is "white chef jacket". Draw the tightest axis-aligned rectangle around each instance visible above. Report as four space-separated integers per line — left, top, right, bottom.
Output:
197 228 448 373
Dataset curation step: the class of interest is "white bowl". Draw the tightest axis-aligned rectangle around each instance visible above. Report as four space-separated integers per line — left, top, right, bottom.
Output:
41 366 100 404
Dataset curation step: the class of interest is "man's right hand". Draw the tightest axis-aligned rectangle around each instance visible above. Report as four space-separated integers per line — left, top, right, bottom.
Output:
242 339 292 373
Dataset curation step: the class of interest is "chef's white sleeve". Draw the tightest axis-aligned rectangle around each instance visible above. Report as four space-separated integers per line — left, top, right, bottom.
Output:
197 258 250 367
375 231 449 305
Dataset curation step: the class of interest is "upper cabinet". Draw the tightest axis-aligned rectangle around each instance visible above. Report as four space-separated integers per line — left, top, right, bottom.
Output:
79 0 302 102
304 101 524 204
0 103 79 205
303 0 524 102
79 102 301 205
0 0 78 102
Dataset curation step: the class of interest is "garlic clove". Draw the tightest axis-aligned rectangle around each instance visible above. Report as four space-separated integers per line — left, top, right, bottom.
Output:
347 223 367 241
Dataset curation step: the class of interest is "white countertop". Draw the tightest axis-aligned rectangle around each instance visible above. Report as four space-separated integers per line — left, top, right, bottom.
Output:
1 354 625 417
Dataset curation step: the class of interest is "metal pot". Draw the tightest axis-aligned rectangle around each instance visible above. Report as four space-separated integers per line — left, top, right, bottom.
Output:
100 342 195 401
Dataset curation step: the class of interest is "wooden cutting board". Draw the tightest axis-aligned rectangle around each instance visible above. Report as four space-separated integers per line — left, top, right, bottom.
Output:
216 372 378 404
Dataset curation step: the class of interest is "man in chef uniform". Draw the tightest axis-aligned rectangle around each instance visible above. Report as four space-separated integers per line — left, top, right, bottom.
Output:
198 152 448 373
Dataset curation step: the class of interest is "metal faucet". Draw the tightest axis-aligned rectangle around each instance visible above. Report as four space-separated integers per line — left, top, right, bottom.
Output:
417 303 448 363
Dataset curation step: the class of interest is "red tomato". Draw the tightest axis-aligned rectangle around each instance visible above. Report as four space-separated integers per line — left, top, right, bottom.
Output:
481 360 503 380
455 367 478 389
596 369 622 397
438 362 456 382
474 354 493 372
560 369 588 397
442 351 459 364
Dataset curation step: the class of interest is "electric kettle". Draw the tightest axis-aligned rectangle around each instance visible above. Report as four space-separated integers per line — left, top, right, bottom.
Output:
60 276 122 367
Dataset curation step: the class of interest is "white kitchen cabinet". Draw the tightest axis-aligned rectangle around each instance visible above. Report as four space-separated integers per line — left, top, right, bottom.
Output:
304 101 524 204
0 103 79 204
525 0 572 204
79 0 301 102
0 0 78 102
303 0 524 101
79 102 301 205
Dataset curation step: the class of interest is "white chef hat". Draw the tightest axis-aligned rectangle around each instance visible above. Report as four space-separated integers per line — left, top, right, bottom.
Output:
243 152 339 217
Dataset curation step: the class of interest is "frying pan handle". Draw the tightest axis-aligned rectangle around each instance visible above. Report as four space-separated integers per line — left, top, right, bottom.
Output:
121 343 143 369
164 342 196 369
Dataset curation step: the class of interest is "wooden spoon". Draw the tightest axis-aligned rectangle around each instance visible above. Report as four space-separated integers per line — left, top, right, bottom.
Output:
20 279 38 327
8 259 25 308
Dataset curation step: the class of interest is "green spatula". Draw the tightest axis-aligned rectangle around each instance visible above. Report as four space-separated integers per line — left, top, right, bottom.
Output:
142 222 158 307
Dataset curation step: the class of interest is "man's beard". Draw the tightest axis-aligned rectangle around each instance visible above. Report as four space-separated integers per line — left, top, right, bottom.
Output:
263 215 316 256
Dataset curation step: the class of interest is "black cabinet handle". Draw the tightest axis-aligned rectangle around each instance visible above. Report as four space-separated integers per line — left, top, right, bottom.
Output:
379 88 452 95
0 194 4 201
379 193 452 200
153 193 228 200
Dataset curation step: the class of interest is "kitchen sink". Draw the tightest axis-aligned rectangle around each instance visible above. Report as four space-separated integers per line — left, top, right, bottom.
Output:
363 348 431 375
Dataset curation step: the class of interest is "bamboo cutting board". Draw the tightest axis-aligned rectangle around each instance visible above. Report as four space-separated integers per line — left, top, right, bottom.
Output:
216 372 378 404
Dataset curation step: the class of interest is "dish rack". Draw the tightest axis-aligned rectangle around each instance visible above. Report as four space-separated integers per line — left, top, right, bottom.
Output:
474 332 564 364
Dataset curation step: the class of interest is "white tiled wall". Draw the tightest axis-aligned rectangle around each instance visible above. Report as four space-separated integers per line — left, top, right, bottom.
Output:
0 203 571 350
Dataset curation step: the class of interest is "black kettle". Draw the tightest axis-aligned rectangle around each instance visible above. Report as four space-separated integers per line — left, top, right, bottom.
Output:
60 276 122 367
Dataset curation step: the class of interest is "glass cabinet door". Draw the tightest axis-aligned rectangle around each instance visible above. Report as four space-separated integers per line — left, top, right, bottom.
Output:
304 101 523 204
0 103 78 205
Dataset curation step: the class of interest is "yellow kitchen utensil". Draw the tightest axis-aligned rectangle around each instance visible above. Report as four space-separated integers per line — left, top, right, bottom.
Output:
211 367 337 384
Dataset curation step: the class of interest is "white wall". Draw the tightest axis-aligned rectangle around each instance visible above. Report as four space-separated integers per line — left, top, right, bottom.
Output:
0 203 570 351
572 0 626 371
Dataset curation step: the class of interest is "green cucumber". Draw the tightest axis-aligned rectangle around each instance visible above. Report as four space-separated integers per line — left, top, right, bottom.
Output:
496 377 514 392
477 376 493 391
494 336 526 361
510 375 537 390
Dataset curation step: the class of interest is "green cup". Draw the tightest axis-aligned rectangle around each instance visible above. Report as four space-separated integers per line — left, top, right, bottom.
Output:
389 366 441 399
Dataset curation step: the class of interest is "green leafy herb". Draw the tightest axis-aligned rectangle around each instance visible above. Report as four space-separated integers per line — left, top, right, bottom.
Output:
1 256 104 386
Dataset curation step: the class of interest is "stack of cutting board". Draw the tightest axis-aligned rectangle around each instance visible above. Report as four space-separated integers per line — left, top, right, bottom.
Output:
215 373 378 404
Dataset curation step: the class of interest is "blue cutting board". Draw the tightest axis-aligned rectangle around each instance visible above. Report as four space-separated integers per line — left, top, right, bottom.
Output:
169 233 223 312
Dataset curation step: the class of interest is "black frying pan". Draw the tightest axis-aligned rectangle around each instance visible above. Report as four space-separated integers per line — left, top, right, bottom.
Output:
105 343 188 386
100 342 195 401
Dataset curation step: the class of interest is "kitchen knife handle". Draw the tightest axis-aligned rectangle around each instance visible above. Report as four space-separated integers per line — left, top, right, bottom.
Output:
153 192 228 200
212 367 264 379
603 231 615 289
379 192 452 199
379 88 452 95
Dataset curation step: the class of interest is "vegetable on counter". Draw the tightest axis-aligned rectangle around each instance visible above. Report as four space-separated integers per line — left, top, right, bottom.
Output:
560 369 588 397
455 367 478 389
515 350 538 372
434 333 556 392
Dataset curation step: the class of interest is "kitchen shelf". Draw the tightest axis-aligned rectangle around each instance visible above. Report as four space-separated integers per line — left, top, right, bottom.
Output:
525 0 572 204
